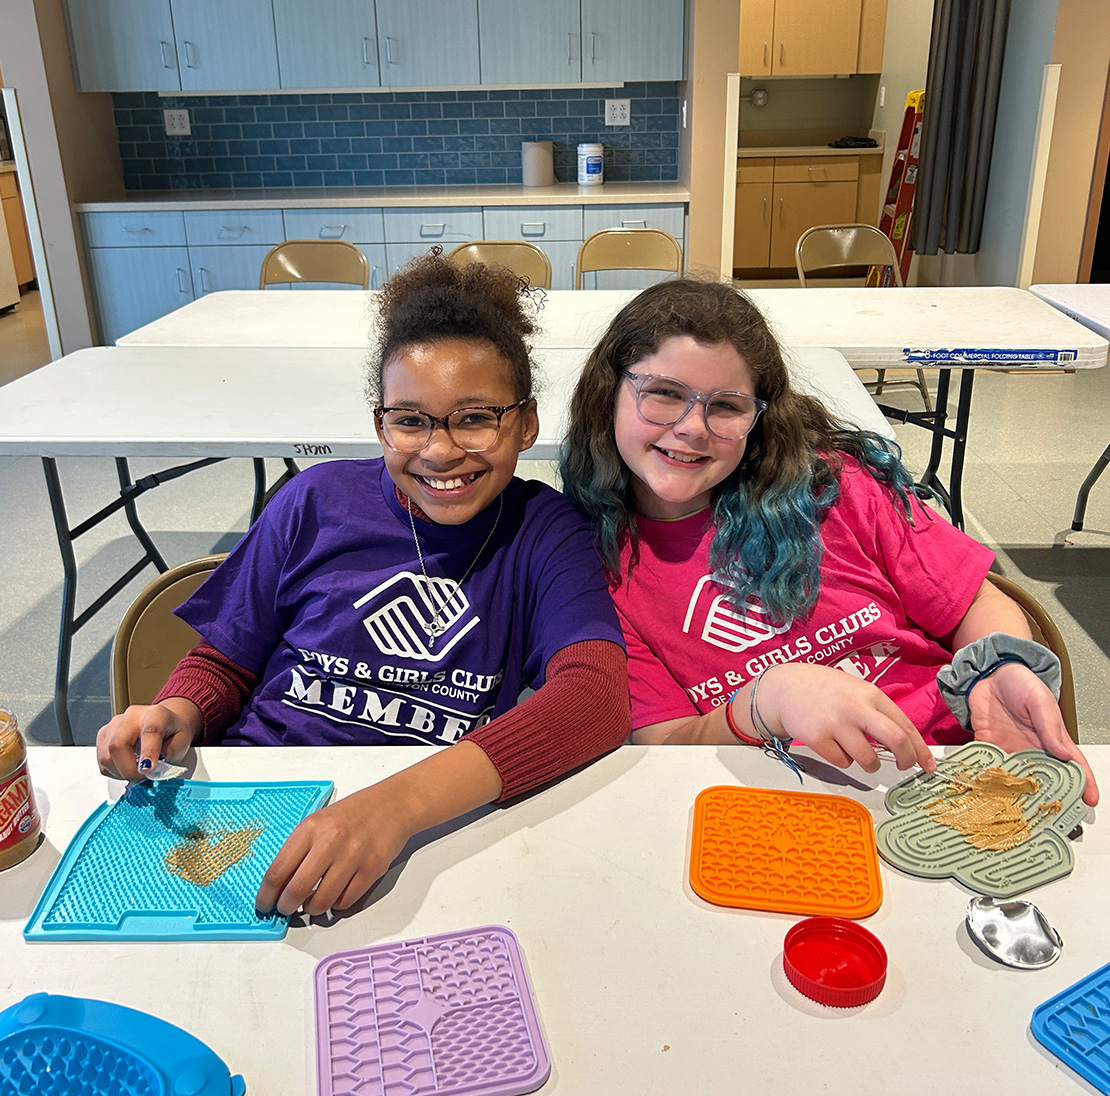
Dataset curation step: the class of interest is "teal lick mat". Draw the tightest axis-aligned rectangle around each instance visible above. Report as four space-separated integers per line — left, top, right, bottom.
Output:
25 778 333 942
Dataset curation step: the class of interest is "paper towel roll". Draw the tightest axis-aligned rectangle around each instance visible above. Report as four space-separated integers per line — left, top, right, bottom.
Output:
521 141 555 187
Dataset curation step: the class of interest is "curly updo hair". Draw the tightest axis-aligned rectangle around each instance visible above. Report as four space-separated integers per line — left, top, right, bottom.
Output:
368 246 544 404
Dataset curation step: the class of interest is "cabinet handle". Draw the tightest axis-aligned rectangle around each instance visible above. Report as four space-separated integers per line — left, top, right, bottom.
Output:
763 42 768 67
420 223 447 236
362 38 375 66
123 226 151 234
778 197 783 221
198 267 210 293
385 37 396 65
183 40 198 68
521 221 546 233
621 219 647 228
321 224 349 236
762 197 767 220
779 42 784 65
160 41 175 69
222 226 249 237
591 31 597 63
176 268 189 294
371 266 382 290
567 32 575 61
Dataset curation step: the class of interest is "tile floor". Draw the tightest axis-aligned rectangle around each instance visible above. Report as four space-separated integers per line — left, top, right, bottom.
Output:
1 290 1108 747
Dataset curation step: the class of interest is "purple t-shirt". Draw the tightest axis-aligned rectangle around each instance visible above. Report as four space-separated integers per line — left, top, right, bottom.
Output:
176 459 623 746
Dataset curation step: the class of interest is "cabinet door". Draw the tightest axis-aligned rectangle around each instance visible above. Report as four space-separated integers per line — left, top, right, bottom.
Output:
581 0 684 82
737 0 774 77
171 0 281 90
772 0 862 75
63 0 180 91
478 0 580 84
770 180 858 268
87 247 194 344
189 245 281 294
544 240 580 291
733 170 773 269
273 0 380 88
375 0 480 87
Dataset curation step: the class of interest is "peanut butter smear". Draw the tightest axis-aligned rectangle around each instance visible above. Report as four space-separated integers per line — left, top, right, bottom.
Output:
925 766 1059 852
165 820 265 886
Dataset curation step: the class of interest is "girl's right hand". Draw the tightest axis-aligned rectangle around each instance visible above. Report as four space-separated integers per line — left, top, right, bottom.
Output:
95 699 202 782
750 663 935 774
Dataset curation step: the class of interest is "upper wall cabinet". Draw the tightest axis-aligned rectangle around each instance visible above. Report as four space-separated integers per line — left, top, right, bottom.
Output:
172 0 281 90
582 0 684 83
273 0 380 89
64 0 181 92
375 0 480 87
739 0 886 77
478 0 581 85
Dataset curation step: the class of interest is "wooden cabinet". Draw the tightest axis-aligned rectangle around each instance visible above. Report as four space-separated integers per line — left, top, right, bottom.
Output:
0 173 35 287
732 155 863 271
375 0 480 88
63 0 180 92
273 0 380 89
739 0 886 76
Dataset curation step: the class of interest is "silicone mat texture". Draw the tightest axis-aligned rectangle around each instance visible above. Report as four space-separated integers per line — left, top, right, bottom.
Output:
0 992 245 1096
689 785 883 918
1032 961 1110 1093
314 925 550 1096
24 778 333 941
875 743 1087 898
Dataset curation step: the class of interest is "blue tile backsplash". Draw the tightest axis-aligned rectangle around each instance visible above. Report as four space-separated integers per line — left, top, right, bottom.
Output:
113 84 680 191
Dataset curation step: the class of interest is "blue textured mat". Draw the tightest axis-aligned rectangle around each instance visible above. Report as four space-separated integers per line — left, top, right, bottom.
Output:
1032 961 1110 1093
25 778 333 942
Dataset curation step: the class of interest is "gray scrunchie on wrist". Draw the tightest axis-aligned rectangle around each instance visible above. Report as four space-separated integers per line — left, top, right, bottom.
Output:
936 632 1061 731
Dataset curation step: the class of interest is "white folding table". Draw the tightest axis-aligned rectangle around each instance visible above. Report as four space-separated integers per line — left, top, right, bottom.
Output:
5 742 1109 1095
0 340 882 745
1029 283 1110 531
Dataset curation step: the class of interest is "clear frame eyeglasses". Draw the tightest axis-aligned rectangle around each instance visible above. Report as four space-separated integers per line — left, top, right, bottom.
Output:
621 370 768 441
374 400 529 454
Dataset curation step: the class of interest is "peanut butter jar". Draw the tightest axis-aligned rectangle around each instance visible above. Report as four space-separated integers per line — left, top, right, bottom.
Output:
0 707 42 869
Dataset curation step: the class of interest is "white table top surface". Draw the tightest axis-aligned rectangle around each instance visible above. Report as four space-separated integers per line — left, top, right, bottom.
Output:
5 743 1108 1095
0 342 891 459
119 286 1110 370
1030 283 1110 341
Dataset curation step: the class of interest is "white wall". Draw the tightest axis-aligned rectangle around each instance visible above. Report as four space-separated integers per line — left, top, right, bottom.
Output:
915 0 1060 286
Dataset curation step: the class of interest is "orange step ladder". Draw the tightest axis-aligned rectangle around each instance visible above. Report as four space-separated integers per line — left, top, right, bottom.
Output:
871 90 925 286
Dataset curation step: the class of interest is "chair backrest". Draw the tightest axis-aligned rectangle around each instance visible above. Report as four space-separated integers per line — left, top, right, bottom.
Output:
110 554 228 713
575 228 683 288
259 239 370 289
985 572 1079 743
795 224 904 287
447 240 553 289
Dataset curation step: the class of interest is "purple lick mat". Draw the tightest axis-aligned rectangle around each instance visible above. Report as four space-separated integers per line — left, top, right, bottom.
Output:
313 925 551 1096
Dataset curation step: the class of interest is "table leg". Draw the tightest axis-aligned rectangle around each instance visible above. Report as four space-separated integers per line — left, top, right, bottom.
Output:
1072 442 1110 531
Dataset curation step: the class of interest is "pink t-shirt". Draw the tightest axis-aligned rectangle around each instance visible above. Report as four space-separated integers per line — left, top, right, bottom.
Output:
614 460 995 744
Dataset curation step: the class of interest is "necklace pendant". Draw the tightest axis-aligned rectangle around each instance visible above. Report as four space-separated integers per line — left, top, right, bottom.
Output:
424 619 447 639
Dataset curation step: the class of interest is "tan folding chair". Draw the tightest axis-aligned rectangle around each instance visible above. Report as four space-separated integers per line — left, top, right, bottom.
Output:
795 223 931 410
110 554 228 713
985 572 1079 744
259 238 370 289
447 240 552 289
575 228 683 289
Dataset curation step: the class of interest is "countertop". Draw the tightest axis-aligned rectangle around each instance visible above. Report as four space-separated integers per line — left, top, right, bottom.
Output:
737 128 885 159
0 161 16 175
75 180 690 213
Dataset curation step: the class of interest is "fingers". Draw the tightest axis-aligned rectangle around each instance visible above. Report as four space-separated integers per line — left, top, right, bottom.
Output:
860 693 936 772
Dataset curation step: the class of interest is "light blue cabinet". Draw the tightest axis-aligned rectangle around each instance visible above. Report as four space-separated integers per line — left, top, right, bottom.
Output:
273 0 380 89
188 245 280 295
171 0 280 91
582 0 685 82
383 208 483 275
478 0 581 85
483 206 583 289
282 208 388 287
63 0 180 92
86 246 194 344
375 0 480 88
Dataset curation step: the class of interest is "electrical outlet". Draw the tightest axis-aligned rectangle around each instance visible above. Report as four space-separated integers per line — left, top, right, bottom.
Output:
604 99 630 126
163 109 191 136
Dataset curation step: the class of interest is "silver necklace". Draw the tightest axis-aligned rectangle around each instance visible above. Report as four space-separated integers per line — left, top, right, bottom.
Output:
406 494 503 645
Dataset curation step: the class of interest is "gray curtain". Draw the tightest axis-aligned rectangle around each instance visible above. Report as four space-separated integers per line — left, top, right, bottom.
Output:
910 0 1011 255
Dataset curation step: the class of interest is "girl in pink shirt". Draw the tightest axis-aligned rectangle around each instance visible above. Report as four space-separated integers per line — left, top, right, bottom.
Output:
561 279 1097 804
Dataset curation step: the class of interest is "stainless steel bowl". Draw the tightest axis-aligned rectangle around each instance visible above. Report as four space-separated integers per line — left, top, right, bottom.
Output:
966 895 1062 969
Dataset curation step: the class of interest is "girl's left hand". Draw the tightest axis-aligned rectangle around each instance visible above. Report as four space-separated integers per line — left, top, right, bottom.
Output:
968 661 1099 806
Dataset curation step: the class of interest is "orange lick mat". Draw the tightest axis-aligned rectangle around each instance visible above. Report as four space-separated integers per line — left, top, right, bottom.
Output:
690 786 883 918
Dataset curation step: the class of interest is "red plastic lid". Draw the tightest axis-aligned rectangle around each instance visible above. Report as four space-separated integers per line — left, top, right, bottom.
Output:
782 917 888 1007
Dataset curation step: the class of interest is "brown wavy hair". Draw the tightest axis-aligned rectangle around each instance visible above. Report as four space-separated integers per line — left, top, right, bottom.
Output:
368 246 545 403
